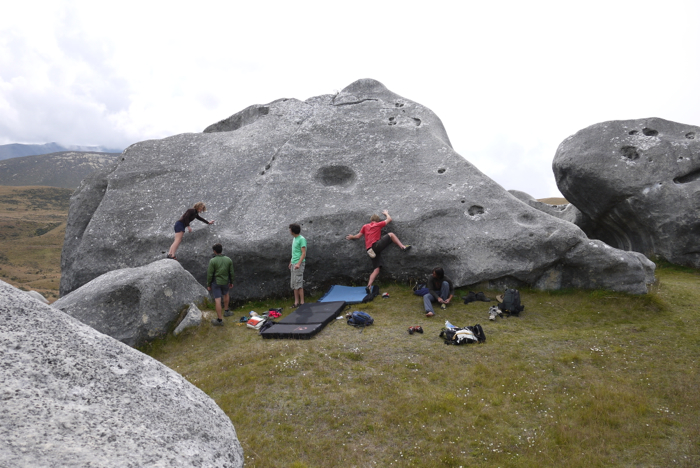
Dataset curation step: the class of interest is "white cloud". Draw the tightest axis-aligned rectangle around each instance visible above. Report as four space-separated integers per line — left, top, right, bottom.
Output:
2 0 700 197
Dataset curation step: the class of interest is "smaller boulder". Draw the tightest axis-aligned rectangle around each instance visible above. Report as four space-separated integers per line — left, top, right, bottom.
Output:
509 190 587 226
174 303 203 336
25 290 49 304
53 259 208 347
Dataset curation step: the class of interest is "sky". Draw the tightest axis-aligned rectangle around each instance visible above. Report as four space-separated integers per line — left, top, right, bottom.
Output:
2 0 700 198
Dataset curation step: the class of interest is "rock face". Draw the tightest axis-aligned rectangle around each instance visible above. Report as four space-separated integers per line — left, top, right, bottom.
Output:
61 79 655 297
553 117 700 268
0 280 243 467
54 260 208 347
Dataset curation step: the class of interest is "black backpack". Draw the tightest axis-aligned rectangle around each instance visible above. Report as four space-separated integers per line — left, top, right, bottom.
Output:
498 288 524 316
347 311 374 327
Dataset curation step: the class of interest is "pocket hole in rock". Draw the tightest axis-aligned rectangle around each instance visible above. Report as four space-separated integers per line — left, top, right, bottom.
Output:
468 205 484 216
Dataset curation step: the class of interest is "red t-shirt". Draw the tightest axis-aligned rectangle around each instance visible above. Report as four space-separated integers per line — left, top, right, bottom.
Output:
360 221 387 249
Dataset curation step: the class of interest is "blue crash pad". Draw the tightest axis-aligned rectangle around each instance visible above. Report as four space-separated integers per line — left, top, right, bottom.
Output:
317 285 374 304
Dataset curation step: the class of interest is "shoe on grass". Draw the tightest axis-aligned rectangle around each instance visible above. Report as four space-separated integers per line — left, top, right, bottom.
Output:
463 291 477 304
211 319 224 326
440 303 446 310
475 292 491 302
224 309 233 317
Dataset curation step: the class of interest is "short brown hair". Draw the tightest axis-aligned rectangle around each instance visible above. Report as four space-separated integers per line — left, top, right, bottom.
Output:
370 214 381 222
193 202 206 212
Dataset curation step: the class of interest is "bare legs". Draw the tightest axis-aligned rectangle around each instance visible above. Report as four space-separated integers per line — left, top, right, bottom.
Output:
367 233 408 288
214 292 229 320
367 267 381 288
214 297 223 320
168 231 184 258
293 288 304 306
387 232 407 250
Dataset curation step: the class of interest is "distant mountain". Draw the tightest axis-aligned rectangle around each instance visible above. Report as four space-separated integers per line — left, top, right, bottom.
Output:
0 143 124 161
0 151 120 189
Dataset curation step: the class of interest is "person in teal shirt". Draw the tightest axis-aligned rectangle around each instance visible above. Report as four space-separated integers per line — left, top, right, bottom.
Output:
207 243 234 326
289 223 307 308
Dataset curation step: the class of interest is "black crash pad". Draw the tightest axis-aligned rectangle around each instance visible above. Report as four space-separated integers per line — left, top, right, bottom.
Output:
277 301 346 326
260 323 327 340
260 301 346 340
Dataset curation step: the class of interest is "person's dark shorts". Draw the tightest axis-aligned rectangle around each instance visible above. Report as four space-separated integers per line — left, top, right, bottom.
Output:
174 221 185 233
370 234 392 269
210 282 229 299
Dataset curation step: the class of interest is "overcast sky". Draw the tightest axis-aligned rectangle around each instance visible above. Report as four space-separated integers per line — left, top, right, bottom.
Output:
2 0 699 198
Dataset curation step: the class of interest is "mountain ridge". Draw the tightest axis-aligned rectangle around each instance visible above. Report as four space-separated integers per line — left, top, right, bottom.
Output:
0 142 124 161
0 151 120 189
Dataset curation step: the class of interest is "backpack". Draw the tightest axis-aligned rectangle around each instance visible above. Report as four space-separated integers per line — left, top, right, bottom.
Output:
247 316 267 330
439 324 486 345
498 288 524 316
347 311 374 327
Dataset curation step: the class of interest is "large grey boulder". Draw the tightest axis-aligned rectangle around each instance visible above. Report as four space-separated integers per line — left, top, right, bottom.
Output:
0 280 243 467
60 78 655 296
553 117 700 268
54 259 208 347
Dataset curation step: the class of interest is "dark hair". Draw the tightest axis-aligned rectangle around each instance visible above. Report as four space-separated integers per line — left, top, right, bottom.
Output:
213 243 223 254
289 223 301 235
433 267 444 280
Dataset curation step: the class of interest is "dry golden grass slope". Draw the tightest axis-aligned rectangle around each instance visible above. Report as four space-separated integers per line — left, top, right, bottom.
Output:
536 197 568 205
0 185 71 301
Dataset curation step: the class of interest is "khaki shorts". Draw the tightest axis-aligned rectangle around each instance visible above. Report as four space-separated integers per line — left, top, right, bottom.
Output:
290 261 305 290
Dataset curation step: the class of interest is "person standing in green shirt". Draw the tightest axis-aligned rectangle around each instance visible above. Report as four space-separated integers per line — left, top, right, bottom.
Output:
207 243 234 326
289 223 307 308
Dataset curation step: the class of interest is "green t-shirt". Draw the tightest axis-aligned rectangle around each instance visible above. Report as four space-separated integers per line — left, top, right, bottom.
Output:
291 235 307 264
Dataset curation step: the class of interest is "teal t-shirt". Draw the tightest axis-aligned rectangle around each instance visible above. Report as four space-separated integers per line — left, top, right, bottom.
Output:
291 235 306 264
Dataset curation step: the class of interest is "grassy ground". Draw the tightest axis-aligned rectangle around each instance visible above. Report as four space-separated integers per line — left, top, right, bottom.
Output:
144 264 700 467
0 185 70 301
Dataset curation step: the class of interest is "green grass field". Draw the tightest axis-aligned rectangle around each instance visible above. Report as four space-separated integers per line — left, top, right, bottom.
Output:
144 264 700 467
